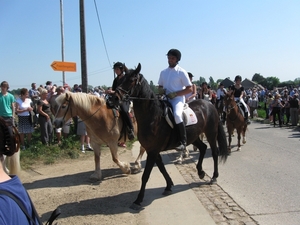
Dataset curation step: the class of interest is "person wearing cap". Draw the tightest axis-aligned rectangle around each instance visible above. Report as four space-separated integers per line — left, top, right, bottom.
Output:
185 72 197 102
229 75 251 124
158 49 192 151
106 62 135 141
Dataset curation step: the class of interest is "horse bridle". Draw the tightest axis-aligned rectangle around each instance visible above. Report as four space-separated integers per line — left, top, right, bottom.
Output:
116 73 147 100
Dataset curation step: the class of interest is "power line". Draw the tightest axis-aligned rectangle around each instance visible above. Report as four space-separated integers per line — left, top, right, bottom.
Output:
93 0 112 68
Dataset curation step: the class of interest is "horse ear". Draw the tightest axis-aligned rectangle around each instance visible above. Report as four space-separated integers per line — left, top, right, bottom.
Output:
135 63 141 74
65 92 71 101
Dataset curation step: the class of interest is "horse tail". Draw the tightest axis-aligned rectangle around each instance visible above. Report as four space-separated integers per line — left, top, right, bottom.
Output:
217 121 228 163
5 150 21 175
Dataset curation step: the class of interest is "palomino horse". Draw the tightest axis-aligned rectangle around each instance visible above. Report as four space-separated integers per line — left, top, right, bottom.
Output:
53 92 145 181
0 117 21 175
116 63 228 209
223 92 247 152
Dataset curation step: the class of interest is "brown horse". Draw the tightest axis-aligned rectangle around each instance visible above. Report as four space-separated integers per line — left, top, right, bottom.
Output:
53 92 145 181
224 92 247 152
116 63 228 210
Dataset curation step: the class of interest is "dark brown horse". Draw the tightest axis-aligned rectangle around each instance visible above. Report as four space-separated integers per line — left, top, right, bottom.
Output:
224 92 248 152
116 63 228 210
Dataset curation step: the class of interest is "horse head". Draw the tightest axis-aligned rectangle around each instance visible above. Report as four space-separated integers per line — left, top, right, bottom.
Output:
116 63 142 98
53 92 73 128
224 91 237 113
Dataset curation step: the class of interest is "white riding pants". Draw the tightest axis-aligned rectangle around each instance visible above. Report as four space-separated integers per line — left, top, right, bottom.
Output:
169 96 185 124
234 97 249 113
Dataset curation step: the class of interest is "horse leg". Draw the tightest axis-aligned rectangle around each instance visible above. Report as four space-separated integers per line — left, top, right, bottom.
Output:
193 139 207 179
130 152 156 210
90 144 102 181
206 133 221 184
242 125 247 144
109 143 131 175
227 127 232 153
155 153 174 195
132 145 146 174
237 130 242 151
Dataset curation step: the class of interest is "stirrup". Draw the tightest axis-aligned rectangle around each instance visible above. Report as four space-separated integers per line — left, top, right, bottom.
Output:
175 144 186 151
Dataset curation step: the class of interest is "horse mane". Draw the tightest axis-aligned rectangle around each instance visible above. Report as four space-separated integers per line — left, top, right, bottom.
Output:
133 73 162 116
56 92 106 112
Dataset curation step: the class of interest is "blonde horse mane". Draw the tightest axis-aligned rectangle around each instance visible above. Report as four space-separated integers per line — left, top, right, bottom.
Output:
56 92 106 112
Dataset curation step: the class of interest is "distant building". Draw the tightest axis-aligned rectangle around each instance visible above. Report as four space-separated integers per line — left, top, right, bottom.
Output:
220 78 234 88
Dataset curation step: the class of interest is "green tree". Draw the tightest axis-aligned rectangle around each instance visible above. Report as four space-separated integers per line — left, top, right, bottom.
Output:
208 76 217 90
265 77 280 90
199 77 206 85
252 73 265 84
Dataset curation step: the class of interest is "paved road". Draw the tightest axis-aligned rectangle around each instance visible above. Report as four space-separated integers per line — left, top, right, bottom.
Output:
200 121 300 225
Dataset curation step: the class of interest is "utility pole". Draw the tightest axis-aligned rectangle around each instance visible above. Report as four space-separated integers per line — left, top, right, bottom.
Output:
60 0 65 86
79 0 88 93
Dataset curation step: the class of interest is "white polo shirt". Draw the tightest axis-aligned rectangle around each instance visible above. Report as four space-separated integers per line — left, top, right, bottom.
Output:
158 65 191 95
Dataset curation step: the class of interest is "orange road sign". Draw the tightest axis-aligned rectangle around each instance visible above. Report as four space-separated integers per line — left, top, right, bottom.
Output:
51 61 76 72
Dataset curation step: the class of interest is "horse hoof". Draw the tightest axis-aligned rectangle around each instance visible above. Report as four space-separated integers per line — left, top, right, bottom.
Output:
198 171 205 179
131 167 142 174
130 203 143 211
183 153 189 158
162 190 172 196
237 147 241 151
90 172 102 181
210 178 217 184
242 140 246 144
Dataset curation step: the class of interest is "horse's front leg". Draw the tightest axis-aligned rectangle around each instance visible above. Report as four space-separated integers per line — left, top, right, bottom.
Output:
237 131 242 151
90 144 102 181
242 125 247 144
130 152 156 210
132 145 146 174
109 142 131 174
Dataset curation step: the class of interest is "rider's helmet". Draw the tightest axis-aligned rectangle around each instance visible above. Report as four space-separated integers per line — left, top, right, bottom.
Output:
113 62 124 70
167 49 181 61
235 75 242 81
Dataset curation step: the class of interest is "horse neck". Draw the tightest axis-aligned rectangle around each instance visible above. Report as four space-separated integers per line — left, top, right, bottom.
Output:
69 95 100 121
131 84 162 124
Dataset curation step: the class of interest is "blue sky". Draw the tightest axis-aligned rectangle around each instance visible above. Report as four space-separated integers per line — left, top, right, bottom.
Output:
1 0 300 90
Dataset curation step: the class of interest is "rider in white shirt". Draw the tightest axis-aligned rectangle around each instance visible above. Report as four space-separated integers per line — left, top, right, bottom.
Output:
158 49 192 151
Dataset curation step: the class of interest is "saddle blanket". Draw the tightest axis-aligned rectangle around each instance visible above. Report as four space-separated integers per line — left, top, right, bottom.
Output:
183 104 198 126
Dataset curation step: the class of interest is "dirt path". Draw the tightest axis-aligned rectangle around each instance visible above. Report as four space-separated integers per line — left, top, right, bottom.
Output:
19 146 146 225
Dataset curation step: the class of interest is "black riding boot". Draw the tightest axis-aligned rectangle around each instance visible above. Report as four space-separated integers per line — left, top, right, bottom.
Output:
121 110 135 141
175 122 187 151
126 114 135 141
245 112 251 125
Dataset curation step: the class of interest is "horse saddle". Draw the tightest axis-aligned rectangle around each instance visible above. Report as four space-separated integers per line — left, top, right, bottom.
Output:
160 100 198 128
